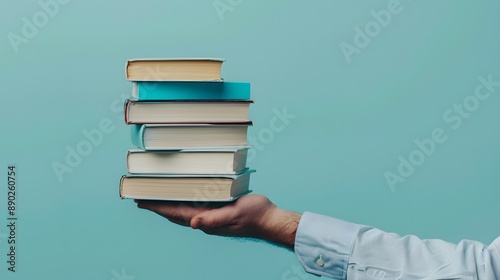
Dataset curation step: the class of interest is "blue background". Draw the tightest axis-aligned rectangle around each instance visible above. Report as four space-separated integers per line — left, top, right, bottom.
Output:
1 1 499 279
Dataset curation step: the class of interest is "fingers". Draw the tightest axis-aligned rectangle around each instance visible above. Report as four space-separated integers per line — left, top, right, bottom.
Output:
134 199 240 234
190 206 238 230
134 199 228 227
165 217 191 227
135 200 191 226
135 199 180 212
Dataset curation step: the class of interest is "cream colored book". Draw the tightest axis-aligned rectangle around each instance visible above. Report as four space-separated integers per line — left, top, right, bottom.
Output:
131 124 251 150
124 100 252 124
125 58 224 81
126 148 249 175
119 170 254 202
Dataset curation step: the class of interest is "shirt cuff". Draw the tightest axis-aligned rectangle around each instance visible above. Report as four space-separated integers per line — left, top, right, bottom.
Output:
294 212 361 279
494 237 500 252
493 237 500 260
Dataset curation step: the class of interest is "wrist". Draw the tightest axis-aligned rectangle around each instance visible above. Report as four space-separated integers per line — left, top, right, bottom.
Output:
256 207 302 249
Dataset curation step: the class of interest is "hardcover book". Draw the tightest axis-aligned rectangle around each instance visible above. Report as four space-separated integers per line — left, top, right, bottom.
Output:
132 81 250 100
125 58 224 81
119 169 255 201
126 148 249 174
130 123 251 150
124 99 253 124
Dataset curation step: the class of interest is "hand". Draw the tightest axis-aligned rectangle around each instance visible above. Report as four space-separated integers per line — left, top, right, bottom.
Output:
135 194 301 249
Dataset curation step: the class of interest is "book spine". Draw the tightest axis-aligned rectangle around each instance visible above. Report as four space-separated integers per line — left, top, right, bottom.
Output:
119 175 126 199
125 60 132 80
124 99 132 124
130 125 146 149
125 150 132 174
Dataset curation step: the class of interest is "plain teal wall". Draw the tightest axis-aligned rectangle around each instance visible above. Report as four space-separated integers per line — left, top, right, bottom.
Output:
1 1 499 279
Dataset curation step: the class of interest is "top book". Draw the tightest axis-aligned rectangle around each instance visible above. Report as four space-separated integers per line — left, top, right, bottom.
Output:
125 58 225 81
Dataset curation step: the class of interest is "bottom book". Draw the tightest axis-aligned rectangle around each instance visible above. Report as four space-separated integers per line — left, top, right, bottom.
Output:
119 169 255 202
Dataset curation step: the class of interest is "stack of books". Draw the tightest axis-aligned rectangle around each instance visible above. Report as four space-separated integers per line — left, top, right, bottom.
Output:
119 58 255 202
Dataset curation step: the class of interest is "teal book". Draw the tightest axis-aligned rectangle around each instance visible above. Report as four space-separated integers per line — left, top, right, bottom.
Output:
131 123 251 150
132 81 251 100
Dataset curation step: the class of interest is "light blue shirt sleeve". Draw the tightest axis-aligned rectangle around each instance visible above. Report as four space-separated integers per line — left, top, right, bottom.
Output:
294 212 500 279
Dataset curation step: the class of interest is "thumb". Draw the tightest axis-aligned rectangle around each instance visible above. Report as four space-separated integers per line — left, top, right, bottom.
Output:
190 207 236 229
